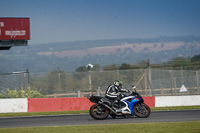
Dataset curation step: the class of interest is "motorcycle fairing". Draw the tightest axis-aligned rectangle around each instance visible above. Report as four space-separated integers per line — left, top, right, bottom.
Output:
128 97 141 115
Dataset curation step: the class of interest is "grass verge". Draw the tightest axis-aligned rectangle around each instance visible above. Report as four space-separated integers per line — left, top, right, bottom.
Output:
0 121 200 133
150 105 200 111
0 105 200 118
0 110 89 118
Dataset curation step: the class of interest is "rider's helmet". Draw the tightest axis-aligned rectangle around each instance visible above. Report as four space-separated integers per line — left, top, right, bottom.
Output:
113 80 123 89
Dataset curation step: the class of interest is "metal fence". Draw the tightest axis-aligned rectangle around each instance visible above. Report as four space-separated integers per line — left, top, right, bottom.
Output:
0 69 200 97
0 71 29 91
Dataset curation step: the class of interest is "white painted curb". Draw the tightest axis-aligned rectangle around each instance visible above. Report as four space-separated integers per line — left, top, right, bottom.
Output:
155 95 200 107
0 98 28 113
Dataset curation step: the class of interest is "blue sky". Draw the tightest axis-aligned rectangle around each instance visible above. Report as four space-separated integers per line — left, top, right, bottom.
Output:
0 0 200 44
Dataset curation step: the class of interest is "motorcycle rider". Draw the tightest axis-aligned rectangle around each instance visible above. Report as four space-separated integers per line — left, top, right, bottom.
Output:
105 80 130 108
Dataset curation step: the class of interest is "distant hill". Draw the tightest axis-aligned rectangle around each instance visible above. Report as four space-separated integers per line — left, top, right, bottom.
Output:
37 41 184 58
0 35 200 73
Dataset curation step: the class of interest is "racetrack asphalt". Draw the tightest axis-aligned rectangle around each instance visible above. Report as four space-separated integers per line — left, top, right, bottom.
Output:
0 110 200 128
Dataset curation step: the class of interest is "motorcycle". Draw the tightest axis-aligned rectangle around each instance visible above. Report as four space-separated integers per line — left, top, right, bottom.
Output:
87 86 151 120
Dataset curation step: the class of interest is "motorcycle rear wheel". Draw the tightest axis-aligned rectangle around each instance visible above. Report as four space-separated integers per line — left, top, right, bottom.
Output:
89 104 109 120
133 103 151 118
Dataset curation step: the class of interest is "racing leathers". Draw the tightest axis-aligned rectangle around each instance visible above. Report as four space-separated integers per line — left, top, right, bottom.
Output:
105 84 129 107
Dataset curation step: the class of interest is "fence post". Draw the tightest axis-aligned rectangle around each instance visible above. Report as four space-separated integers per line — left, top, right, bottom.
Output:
148 67 152 86
53 93 57 98
174 77 177 95
77 91 81 97
148 67 153 96
161 88 164 96
88 71 92 96
144 70 148 96
169 70 174 95
197 71 199 94
181 66 183 84
96 87 101 96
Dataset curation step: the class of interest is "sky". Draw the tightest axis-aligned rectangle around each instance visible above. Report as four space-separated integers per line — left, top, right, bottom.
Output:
0 0 200 45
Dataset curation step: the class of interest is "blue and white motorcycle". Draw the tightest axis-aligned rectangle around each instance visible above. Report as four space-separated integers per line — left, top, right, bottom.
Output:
87 86 151 120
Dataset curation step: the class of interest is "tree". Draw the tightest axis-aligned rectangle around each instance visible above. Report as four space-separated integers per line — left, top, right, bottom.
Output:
138 60 149 68
191 54 200 62
190 54 200 69
92 64 101 71
41 70 68 94
103 64 118 70
119 63 131 69
76 64 100 72
76 66 87 72
168 57 190 69
160 43 165 47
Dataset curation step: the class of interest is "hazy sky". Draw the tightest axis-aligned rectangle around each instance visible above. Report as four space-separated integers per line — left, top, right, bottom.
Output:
0 0 200 45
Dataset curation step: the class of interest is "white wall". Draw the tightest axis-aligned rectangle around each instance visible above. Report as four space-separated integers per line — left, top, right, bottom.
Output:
155 95 200 107
0 98 28 113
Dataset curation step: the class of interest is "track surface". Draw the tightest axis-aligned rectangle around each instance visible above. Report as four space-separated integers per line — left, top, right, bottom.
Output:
0 110 200 128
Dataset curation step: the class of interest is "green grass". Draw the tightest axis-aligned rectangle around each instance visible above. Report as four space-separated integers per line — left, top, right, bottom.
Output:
151 105 200 111
0 110 89 118
0 106 200 132
0 121 200 133
0 106 200 118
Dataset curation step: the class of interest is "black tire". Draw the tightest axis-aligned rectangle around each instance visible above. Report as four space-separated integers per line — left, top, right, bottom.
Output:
133 103 151 118
89 104 110 120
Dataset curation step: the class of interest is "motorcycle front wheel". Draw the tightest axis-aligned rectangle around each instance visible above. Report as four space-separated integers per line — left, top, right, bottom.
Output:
133 103 151 118
89 104 110 120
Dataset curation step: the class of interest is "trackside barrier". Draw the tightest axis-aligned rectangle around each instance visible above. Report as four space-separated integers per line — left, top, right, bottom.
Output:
1 96 200 113
28 97 155 112
28 97 94 112
0 98 27 113
155 95 200 107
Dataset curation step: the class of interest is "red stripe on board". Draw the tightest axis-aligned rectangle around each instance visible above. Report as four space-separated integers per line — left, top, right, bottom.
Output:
143 97 155 107
28 98 93 112
28 97 155 112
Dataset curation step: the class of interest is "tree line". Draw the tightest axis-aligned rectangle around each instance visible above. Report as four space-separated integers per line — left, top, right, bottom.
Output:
2 54 199 97
76 54 200 71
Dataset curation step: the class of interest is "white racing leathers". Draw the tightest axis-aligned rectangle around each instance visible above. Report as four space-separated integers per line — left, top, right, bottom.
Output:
105 85 128 101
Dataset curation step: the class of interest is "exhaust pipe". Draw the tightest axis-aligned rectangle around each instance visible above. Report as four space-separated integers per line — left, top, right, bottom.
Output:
98 101 118 115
